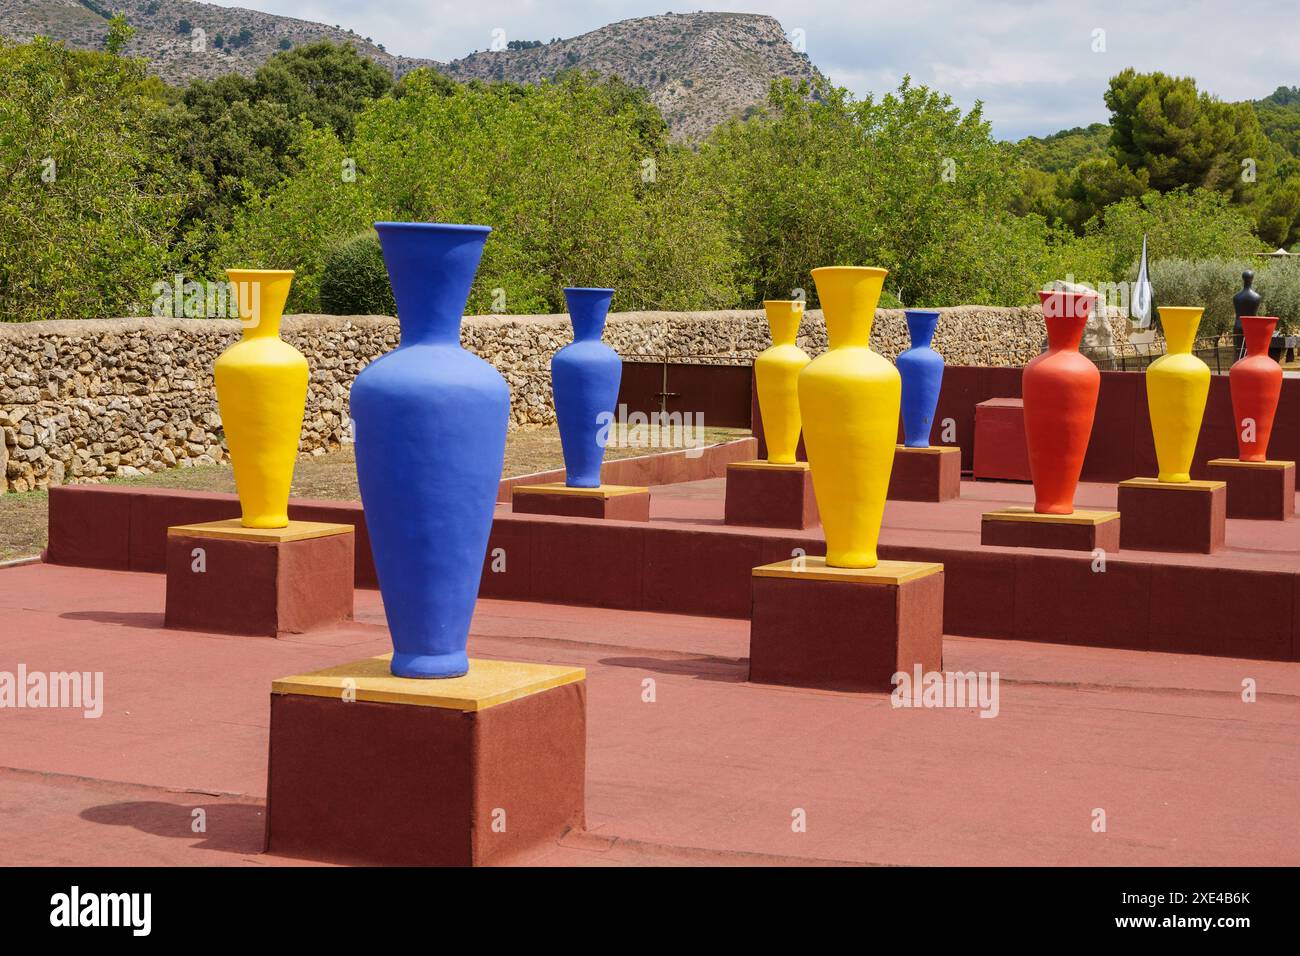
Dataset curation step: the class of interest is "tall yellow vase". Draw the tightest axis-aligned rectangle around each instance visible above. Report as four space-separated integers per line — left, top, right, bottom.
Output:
214 269 308 528
798 267 898 568
755 300 811 464
1146 306 1209 483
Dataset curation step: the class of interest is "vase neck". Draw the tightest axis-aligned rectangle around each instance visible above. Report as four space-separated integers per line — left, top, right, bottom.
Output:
812 267 887 349
1158 306 1203 355
904 310 939 349
1242 316 1278 357
763 301 803 346
1037 291 1093 352
375 222 491 346
563 287 614 342
226 270 293 341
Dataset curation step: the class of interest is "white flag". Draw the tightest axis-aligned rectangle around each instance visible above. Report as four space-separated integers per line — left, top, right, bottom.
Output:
1132 234 1153 328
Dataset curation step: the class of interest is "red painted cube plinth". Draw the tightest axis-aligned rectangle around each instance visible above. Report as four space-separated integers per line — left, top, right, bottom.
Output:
512 482 650 521
266 655 587 866
749 558 943 692
164 519 354 637
724 460 819 529
1205 458 1296 521
973 398 1031 481
981 507 1120 552
889 445 962 502
1117 478 1226 554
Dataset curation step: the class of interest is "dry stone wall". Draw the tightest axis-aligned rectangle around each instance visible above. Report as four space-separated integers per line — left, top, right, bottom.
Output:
0 307 1128 492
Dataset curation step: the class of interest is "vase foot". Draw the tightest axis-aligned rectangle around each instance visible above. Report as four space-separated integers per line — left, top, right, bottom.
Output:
391 650 469 680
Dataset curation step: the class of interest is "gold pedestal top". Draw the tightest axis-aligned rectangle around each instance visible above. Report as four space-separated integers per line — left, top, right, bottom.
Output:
167 518 353 543
512 482 648 498
272 655 586 712
752 556 942 586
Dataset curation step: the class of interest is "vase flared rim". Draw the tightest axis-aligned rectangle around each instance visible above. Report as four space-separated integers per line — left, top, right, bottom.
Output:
374 221 492 234
811 266 888 277
1157 305 1203 315
903 308 940 316
563 287 615 294
1240 314 1279 324
225 268 295 278
763 299 804 305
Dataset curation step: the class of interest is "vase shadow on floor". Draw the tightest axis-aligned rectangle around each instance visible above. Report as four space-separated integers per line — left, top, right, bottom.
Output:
598 654 747 683
80 799 267 855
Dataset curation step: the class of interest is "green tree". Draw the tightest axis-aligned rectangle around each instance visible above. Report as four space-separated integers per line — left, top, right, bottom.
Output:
0 39 190 321
1105 69 1268 201
1055 188 1261 286
215 71 738 314
699 77 1043 307
104 12 135 56
169 42 396 266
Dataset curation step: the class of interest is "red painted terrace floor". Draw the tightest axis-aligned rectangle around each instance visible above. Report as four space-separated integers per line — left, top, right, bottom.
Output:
3 547 1299 866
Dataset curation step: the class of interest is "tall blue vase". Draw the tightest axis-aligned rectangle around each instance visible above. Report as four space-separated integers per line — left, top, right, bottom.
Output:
897 309 944 448
350 222 509 679
553 287 620 488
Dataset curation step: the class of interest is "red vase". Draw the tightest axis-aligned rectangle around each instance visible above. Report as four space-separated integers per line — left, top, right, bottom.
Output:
1229 315 1282 462
1023 291 1101 514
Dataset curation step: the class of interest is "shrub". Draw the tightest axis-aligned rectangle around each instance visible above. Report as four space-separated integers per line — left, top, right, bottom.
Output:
319 230 396 315
1146 257 1300 336
1148 258 1254 337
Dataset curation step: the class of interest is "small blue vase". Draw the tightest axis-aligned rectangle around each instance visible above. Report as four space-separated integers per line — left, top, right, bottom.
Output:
553 287 620 488
898 309 944 448
350 222 509 678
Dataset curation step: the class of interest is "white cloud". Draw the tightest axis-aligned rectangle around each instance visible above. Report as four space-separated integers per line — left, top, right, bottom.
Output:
207 0 1300 139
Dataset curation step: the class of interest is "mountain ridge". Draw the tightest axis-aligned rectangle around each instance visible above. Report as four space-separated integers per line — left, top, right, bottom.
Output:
0 1 822 139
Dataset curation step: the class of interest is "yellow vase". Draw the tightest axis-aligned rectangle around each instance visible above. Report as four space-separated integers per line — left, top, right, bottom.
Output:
755 300 811 464
214 269 308 528
798 267 898 568
1147 306 1209 483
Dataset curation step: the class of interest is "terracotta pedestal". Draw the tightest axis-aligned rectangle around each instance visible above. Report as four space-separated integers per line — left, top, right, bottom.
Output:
888 445 961 502
266 655 587 866
749 558 943 692
972 398 1031 482
164 519 353 636
1205 459 1295 521
511 483 650 521
724 460 819 529
981 507 1120 552
1117 478 1226 554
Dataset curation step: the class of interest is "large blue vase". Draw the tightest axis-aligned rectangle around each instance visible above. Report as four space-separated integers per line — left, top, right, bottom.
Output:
350 222 509 679
553 287 620 488
897 309 944 448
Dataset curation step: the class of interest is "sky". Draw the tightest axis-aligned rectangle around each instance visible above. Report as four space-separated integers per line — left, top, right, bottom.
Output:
209 0 1300 140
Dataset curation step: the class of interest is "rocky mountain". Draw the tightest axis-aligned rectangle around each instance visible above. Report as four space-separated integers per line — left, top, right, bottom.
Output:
0 2 821 138
441 12 822 139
